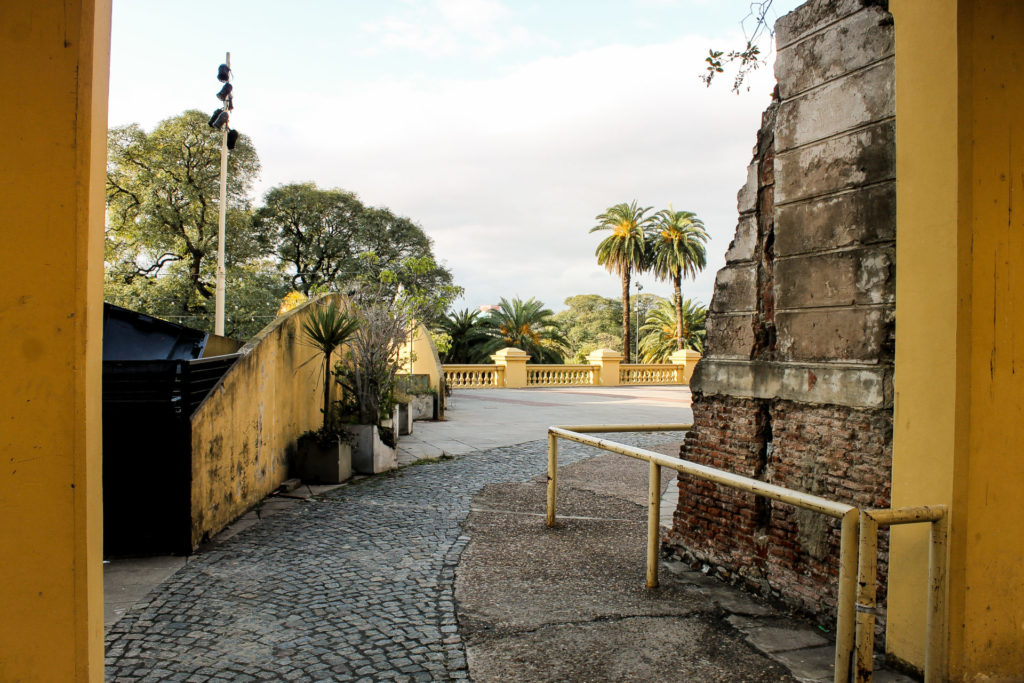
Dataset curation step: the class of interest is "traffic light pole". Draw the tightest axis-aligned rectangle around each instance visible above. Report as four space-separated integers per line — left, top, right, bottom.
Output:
214 51 230 336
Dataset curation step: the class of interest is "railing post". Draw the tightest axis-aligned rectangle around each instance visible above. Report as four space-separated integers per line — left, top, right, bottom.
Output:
856 511 880 682
587 348 622 386
836 508 859 683
646 460 661 588
546 431 558 527
669 348 702 384
491 347 529 388
926 507 948 683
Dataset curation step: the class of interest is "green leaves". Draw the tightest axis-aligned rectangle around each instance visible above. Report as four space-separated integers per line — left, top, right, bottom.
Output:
302 300 360 433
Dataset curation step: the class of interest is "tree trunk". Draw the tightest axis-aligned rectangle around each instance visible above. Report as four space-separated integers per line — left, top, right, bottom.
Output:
673 273 684 350
621 270 631 364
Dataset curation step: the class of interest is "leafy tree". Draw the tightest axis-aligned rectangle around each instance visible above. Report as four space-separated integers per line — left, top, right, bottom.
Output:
255 182 460 323
590 201 655 363
554 294 623 362
638 298 707 362
649 207 709 350
104 110 279 338
435 309 493 363
478 297 570 364
301 300 359 432
254 183 363 295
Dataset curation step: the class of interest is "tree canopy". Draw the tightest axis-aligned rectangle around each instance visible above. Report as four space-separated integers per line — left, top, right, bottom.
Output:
104 113 460 340
255 182 460 324
105 110 281 338
554 294 623 362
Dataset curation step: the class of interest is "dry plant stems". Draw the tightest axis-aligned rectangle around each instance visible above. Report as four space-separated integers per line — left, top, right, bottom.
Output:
335 286 425 427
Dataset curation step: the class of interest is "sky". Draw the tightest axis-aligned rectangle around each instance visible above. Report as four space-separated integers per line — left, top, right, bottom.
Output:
108 0 803 312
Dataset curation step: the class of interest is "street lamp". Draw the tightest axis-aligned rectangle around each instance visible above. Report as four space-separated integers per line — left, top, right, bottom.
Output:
209 52 232 336
635 281 643 361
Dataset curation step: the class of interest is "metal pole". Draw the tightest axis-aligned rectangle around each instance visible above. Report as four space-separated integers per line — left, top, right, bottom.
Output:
546 431 558 527
646 460 661 588
835 508 859 683
855 511 879 682
926 507 948 683
214 51 230 336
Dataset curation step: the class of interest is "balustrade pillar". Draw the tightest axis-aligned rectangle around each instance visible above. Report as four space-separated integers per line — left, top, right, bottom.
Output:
587 348 623 386
669 348 702 384
491 347 530 388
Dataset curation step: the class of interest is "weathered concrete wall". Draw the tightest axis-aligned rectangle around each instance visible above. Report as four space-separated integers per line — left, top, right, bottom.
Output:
189 295 334 547
666 0 895 630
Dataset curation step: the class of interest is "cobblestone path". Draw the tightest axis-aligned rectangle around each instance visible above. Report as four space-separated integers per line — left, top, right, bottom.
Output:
105 432 682 682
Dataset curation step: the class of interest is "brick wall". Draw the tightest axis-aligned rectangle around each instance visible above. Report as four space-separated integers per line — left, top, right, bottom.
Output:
665 0 896 634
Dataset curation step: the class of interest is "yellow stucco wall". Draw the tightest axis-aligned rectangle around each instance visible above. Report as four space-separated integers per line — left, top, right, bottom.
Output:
890 1 1024 678
0 2 111 680
189 296 332 548
399 322 444 391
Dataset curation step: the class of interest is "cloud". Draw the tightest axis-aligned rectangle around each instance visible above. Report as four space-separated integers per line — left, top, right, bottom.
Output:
360 0 534 58
245 35 776 311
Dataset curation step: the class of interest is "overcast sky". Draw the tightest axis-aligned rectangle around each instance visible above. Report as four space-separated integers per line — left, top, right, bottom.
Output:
108 0 802 312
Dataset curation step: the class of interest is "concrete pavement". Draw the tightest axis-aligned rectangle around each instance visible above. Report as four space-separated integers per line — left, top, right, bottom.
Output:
396 386 694 465
104 386 915 681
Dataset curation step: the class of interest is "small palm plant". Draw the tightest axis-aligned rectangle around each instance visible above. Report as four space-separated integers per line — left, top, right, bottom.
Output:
638 298 707 362
478 297 570 363
302 300 359 433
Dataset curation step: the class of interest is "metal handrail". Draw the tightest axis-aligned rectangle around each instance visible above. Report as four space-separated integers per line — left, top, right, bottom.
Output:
855 506 948 683
545 424 858 683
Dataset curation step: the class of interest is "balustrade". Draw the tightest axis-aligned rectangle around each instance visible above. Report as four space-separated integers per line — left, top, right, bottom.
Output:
442 347 700 389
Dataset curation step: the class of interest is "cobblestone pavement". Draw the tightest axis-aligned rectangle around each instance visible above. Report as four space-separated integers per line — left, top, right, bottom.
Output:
105 432 682 682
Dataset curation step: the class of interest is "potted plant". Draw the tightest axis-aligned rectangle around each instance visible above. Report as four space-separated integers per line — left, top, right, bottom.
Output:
293 300 359 484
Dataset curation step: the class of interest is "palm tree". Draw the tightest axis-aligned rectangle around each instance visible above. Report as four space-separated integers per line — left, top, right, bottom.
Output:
302 300 360 432
591 201 655 363
649 207 709 349
638 298 707 362
479 297 570 363
436 308 493 363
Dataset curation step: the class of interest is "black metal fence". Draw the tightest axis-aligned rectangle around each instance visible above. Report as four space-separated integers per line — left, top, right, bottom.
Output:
102 354 239 556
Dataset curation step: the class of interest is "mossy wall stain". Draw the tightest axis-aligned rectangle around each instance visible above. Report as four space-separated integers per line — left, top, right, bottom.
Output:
189 296 336 548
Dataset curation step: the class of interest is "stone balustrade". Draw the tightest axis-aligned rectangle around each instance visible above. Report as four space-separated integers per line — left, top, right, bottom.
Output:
442 347 701 389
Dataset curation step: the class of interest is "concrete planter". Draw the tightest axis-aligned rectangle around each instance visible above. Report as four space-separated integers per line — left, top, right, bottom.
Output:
294 435 352 484
397 402 413 435
344 424 397 474
410 394 434 421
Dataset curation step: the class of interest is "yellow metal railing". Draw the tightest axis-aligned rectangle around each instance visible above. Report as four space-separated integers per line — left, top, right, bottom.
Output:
855 506 948 683
544 424 948 683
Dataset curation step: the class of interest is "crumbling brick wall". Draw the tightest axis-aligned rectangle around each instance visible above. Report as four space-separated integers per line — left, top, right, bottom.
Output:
664 0 895 632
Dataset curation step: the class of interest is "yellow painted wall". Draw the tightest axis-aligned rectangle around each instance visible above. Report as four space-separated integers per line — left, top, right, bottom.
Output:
398 323 443 391
890 1 1024 677
0 2 110 680
189 296 332 547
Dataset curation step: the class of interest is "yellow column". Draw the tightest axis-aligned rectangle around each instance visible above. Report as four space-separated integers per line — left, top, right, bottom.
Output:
587 348 623 386
889 1 1024 678
669 349 701 384
490 347 530 388
0 2 110 681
